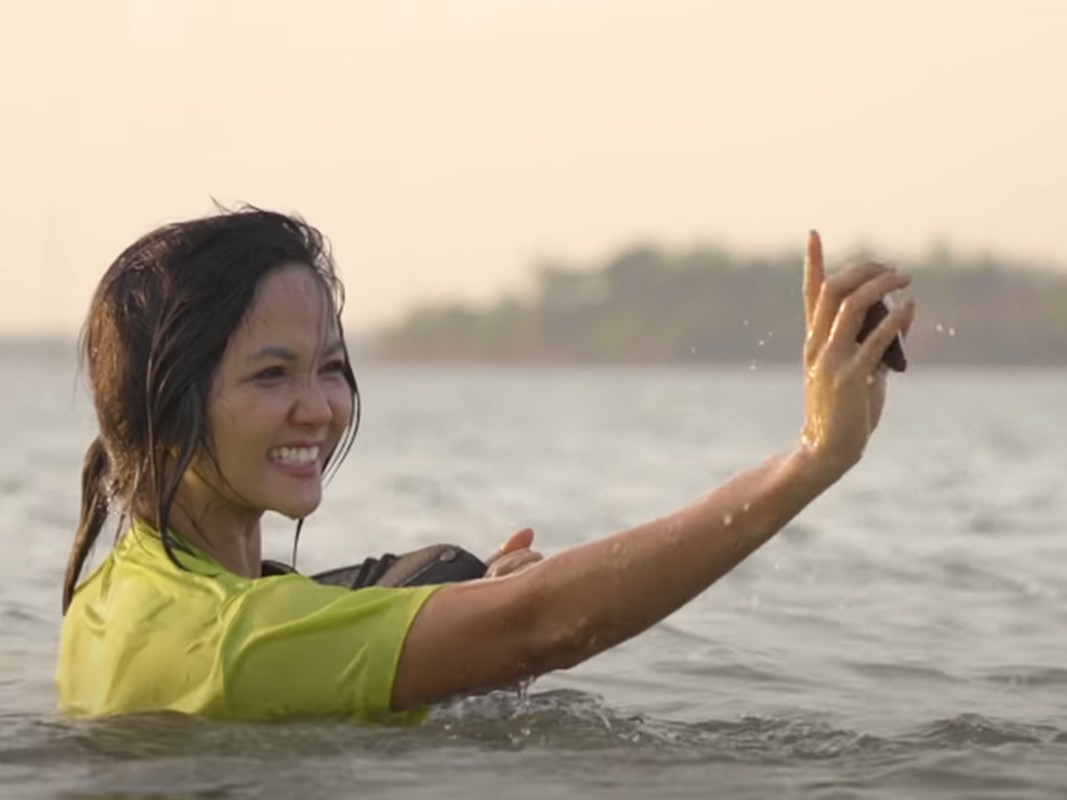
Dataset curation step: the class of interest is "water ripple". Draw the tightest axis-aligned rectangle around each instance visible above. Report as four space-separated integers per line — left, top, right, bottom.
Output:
843 660 958 685
981 667 1067 688
4 696 1067 799
911 714 1062 747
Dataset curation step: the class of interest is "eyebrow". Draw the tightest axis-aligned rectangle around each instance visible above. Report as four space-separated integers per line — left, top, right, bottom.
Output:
249 340 345 362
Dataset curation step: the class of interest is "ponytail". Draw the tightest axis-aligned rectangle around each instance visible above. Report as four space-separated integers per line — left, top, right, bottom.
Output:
63 438 111 613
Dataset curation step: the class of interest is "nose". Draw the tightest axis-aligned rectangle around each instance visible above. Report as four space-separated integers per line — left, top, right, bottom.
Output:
291 377 334 427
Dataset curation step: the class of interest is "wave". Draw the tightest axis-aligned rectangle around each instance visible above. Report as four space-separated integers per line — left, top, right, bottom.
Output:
5 695 1066 800
7 689 1059 764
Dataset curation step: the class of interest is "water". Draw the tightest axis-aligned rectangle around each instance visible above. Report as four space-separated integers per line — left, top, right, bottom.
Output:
2 345 1066 799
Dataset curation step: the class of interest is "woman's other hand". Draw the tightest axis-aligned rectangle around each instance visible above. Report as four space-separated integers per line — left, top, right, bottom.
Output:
484 528 544 578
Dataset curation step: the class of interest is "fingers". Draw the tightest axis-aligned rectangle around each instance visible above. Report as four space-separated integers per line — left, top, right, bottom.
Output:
856 300 916 374
901 301 915 340
484 548 544 579
803 230 825 329
827 269 912 348
486 527 535 564
807 262 903 363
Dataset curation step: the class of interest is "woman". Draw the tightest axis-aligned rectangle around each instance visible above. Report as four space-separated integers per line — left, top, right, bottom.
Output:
57 208 915 722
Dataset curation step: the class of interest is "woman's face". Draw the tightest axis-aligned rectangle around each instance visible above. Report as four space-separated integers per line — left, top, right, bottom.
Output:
192 265 354 521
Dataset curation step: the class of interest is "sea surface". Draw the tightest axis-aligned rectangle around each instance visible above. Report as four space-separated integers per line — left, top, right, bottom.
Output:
1 345 1065 799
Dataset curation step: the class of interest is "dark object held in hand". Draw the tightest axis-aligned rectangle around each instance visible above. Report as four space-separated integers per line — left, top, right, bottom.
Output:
856 299 907 372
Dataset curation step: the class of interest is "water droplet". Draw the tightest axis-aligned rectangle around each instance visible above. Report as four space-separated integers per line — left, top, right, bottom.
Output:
749 360 760 371
690 345 697 355
516 678 533 703
767 331 774 338
722 513 734 526
742 503 751 512
948 327 956 337
866 374 875 385
935 323 944 333
743 319 750 327
757 339 765 347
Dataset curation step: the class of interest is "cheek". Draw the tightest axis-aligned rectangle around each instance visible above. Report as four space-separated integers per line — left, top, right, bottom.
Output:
329 386 355 431
209 391 277 461
209 396 239 433
205 396 235 461
206 402 244 472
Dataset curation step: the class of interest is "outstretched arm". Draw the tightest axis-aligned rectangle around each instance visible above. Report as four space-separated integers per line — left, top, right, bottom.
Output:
392 232 916 710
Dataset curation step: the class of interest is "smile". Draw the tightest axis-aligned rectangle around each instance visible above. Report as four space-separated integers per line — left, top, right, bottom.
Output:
269 446 321 466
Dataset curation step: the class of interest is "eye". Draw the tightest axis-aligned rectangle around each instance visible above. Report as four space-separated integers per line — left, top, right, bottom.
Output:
321 359 347 376
254 365 287 382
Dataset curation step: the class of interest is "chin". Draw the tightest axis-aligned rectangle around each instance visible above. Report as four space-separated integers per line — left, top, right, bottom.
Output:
271 493 323 520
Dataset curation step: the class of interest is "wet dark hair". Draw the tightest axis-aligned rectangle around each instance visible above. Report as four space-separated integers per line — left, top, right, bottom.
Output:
62 206 360 613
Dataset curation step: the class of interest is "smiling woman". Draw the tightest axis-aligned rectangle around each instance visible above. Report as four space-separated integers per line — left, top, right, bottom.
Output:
56 208 520 722
57 207 915 723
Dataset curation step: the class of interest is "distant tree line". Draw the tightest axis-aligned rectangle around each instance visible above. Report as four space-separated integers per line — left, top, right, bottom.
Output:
373 242 1067 366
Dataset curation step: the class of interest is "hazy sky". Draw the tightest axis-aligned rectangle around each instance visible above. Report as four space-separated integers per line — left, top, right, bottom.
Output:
2 1 1065 335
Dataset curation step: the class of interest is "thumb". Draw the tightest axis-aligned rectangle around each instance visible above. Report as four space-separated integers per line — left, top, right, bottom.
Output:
492 527 534 560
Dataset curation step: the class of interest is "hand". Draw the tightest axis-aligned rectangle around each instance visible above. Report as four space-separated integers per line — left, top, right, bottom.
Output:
484 528 544 579
800 231 916 480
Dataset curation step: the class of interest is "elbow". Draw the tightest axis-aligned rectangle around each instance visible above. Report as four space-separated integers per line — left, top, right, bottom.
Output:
512 576 602 676
540 619 601 672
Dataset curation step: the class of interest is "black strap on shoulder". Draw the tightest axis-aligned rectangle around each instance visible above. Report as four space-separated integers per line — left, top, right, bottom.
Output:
261 559 296 577
261 544 487 589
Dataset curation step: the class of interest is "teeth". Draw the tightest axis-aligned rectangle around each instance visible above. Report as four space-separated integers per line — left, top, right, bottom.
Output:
270 446 320 466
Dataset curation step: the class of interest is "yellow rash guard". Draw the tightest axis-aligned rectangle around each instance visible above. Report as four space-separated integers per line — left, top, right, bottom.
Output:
56 521 440 722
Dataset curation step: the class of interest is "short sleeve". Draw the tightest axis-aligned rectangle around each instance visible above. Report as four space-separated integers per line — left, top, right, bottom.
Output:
207 576 440 722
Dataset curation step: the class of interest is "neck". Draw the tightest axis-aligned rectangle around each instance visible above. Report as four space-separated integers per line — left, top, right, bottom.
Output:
165 492 264 579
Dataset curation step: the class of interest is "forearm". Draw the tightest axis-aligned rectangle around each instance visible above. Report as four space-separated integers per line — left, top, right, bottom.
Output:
524 447 835 669
395 239 914 709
